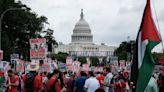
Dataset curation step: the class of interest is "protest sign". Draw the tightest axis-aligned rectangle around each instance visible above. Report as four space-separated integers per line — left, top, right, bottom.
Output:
30 38 47 60
82 64 90 71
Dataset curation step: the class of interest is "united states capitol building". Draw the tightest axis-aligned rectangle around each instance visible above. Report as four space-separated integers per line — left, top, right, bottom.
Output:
53 9 117 59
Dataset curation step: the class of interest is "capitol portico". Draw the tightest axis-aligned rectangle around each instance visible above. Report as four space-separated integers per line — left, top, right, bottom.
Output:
53 9 117 62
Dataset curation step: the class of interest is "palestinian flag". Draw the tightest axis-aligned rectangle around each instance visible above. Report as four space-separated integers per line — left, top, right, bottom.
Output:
131 0 161 92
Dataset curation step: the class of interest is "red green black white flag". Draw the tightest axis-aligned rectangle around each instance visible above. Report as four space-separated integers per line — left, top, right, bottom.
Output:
131 0 161 92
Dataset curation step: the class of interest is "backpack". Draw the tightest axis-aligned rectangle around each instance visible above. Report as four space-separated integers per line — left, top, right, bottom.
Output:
26 73 37 92
48 79 58 92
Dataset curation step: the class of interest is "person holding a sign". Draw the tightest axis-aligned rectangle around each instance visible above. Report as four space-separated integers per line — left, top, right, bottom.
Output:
6 70 19 92
75 71 87 92
22 63 43 92
46 69 60 92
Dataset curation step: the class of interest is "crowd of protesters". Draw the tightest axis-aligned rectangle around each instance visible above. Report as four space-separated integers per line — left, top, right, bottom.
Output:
0 62 164 92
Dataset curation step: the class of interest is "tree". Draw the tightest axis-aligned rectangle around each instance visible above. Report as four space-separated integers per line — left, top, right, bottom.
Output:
78 57 87 65
49 52 68 63
0 0 56 60
43 28 58 52
99 57 107 66
90 57 99 66
114 40 135 61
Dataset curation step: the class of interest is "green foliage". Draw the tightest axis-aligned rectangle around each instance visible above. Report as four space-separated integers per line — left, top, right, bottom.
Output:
49 52 68 63
43 28 58 45
0 0 57 60
152 52 164 63
78 57 87 65
90 57 99 66
101 57 108 66
114 40 135 61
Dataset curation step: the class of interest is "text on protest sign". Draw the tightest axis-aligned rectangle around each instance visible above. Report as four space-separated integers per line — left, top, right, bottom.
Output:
30 38 47 60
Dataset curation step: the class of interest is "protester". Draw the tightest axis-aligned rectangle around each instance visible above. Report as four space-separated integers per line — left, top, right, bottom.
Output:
42 72 48 92
96 72 105 89
84 71 100 92
103 67 114 92
1 58 164 92
6 70 19 92
22 63 43 92
65 73 75 92
59 71 66 92
145 76 158 92
46 69 60 92
75 71 87 92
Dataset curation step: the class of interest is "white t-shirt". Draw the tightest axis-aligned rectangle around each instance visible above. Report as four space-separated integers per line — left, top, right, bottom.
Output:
84 77 100 92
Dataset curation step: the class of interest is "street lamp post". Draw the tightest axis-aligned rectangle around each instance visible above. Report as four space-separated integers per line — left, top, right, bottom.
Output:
0 8 24 50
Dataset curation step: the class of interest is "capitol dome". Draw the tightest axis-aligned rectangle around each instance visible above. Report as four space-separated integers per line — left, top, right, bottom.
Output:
71 9 93 44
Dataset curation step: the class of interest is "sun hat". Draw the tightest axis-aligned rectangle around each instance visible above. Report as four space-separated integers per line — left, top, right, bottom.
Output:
27 62 39 71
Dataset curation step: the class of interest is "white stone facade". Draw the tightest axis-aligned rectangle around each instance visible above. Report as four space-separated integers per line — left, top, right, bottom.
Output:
53 9 117 57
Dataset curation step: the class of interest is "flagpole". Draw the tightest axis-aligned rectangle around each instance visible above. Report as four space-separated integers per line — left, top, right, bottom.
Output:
152 0 164 53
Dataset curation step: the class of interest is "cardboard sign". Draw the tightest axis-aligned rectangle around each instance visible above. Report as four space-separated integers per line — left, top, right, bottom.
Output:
66 57 73 66
71 61 81 73
10 53 19 60
0 61 10 76
16 60 25 72
30 38 47 60
72 61 81 67
31 60 40 65
58 62 67 72
82 64 90 71
39 64 50 72
94 67 103 72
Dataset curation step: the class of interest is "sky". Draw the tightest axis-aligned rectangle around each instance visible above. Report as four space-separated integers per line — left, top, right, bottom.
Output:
20 0 164 52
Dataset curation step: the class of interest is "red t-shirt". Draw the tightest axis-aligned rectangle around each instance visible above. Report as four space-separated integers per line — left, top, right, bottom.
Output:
96 75 105 89
7 75 19 92
46 77 60 92
120 81 126 88
22 74 43 92
114 81 126 92
157 79 161 87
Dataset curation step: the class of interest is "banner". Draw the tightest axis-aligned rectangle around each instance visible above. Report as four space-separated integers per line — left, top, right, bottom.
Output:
0 61 10 76
30 38 47 60
71 61 81 73
58 62 67 72
66 57 73 66
31 60 40 65
82 64 90 71
16 59 25 73
94 67 103 72
39 64 51 73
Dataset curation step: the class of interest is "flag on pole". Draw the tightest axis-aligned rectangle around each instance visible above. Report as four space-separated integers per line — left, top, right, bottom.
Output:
131 0 161 92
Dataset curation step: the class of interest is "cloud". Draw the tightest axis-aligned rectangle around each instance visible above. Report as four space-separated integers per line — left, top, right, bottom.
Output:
20 0 164 52
158 9 164 22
